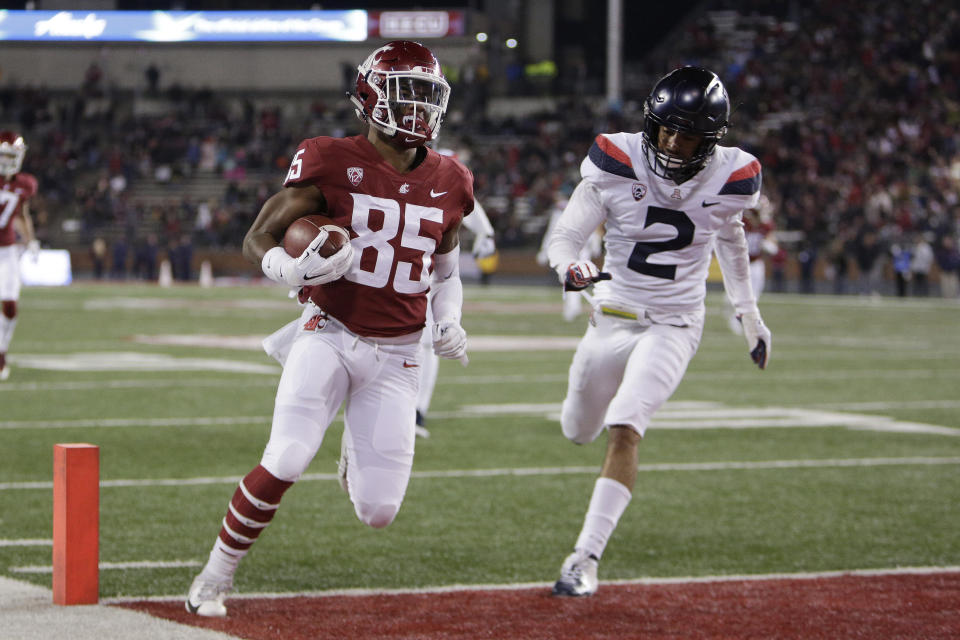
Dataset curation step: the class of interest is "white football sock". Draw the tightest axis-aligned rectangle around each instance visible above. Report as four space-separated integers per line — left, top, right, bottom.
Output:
0 316 16 351
574 477 632 560
203 538 244 581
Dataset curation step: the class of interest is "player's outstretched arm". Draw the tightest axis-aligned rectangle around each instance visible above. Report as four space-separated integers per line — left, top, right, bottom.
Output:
715 215 771 369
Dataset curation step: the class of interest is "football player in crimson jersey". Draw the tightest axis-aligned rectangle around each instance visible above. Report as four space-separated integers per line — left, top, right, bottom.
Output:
0 131 39 381
547 67 772 597
187 40 473 617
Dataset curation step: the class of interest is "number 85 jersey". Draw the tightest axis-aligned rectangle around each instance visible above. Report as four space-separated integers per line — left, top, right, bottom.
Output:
552 132 761 317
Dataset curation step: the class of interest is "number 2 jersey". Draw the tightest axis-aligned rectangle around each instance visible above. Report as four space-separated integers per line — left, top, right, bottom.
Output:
0 173 38 247
550 132 761 318
285 135 474 338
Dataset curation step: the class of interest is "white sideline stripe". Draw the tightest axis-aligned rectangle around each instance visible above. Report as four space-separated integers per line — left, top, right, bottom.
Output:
0 379 277 392
0 539 52 547
1 370 958 394
10 560 202 574
0 416 272 429
102 565 960 603
3 402 957 436
2 457 958 492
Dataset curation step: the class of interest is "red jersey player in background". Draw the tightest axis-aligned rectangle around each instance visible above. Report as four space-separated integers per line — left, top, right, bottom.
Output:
186 41 473 617
0 131 39 381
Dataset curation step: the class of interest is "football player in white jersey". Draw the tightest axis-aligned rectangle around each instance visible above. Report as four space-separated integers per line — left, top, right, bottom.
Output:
415 196 495 437
547 66 772 596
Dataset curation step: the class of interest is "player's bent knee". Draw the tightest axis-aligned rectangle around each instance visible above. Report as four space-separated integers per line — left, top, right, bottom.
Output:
354 501 400 529
561 407 602 445
261 440 315 482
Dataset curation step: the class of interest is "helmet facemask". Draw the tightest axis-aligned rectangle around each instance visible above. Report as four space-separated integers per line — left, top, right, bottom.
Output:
641 116 724 184
0 133 26 178
351 42 450 149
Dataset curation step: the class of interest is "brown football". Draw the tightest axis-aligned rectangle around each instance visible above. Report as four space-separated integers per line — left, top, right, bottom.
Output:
283 215 350 258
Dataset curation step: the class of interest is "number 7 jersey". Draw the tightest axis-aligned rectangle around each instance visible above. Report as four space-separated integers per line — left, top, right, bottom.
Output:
582 132 761 315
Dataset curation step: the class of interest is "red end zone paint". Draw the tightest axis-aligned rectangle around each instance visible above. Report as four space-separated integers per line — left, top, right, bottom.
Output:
119 572 960 639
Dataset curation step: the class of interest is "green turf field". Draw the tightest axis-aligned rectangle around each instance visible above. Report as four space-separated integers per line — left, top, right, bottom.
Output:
1 282 958 598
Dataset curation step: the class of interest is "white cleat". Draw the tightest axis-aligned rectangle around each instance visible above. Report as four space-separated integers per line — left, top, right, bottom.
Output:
0 366 8 381
552 549 599 597
185 574 232 617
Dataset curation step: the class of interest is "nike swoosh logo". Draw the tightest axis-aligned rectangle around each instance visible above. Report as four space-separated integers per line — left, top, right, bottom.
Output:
430 189 447 198
402 361 419 368
702 200 721 207
302 273 323 281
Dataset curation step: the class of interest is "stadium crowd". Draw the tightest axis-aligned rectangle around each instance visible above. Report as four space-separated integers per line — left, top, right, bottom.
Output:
0 0 958 294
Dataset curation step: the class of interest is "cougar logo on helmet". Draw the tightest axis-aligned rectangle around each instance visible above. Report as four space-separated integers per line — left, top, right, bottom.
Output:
349 40 450 149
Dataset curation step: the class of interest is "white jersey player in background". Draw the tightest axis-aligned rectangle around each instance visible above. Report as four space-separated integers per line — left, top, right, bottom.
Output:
538 193 604 322
415 196 495 436
547 66 772 596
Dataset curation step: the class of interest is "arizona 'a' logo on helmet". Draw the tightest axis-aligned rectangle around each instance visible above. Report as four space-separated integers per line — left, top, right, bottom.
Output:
349 40 450 149
641 66 730 184
0 130 27 178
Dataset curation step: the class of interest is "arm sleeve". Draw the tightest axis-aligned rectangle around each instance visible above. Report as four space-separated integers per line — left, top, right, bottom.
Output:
462 199 494 238
429 244 463 322
715 214 759 316
546 179 606 280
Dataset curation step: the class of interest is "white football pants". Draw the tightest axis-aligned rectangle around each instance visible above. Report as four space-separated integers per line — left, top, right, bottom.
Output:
560 311 703 443
0 246 22 301
261 305 421 528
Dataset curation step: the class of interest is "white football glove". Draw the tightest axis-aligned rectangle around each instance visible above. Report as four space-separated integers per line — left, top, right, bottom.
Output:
472 235 496 259
432 318 468 365
27 239 40 261
262 233 355 287
562 260 611 291
740 311 772 369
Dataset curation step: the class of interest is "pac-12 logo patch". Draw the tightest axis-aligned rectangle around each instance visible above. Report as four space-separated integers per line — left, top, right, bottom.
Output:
347 167 364 186
632 183 647 201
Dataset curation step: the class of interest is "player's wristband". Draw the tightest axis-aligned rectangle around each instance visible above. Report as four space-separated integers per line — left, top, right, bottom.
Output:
261 246 293 285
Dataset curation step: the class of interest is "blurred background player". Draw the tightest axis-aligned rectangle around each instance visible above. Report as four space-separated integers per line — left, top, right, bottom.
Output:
538 193 604 322
186 40 472 617
547 66 772 597
415 194 495 437
0 131 39 381
726 194 777 334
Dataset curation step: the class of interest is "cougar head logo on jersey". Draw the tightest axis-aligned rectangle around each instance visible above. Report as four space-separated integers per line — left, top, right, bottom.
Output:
349 40 450 149
632 183 647 201
347 167 364 186
0 130 27 178
641 66 730 184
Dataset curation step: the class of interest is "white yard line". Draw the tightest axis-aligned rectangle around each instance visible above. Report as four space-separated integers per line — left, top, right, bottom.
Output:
10 560 201 574
0 379 277 392
102 564 960 603
2 457 958 492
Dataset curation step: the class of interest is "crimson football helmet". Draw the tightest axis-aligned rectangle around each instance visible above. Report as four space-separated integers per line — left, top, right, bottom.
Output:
0 130 26 178
350 40 450 148
641 66 729 183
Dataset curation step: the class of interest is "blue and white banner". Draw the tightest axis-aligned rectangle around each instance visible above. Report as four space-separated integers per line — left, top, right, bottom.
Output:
0 9 368 42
